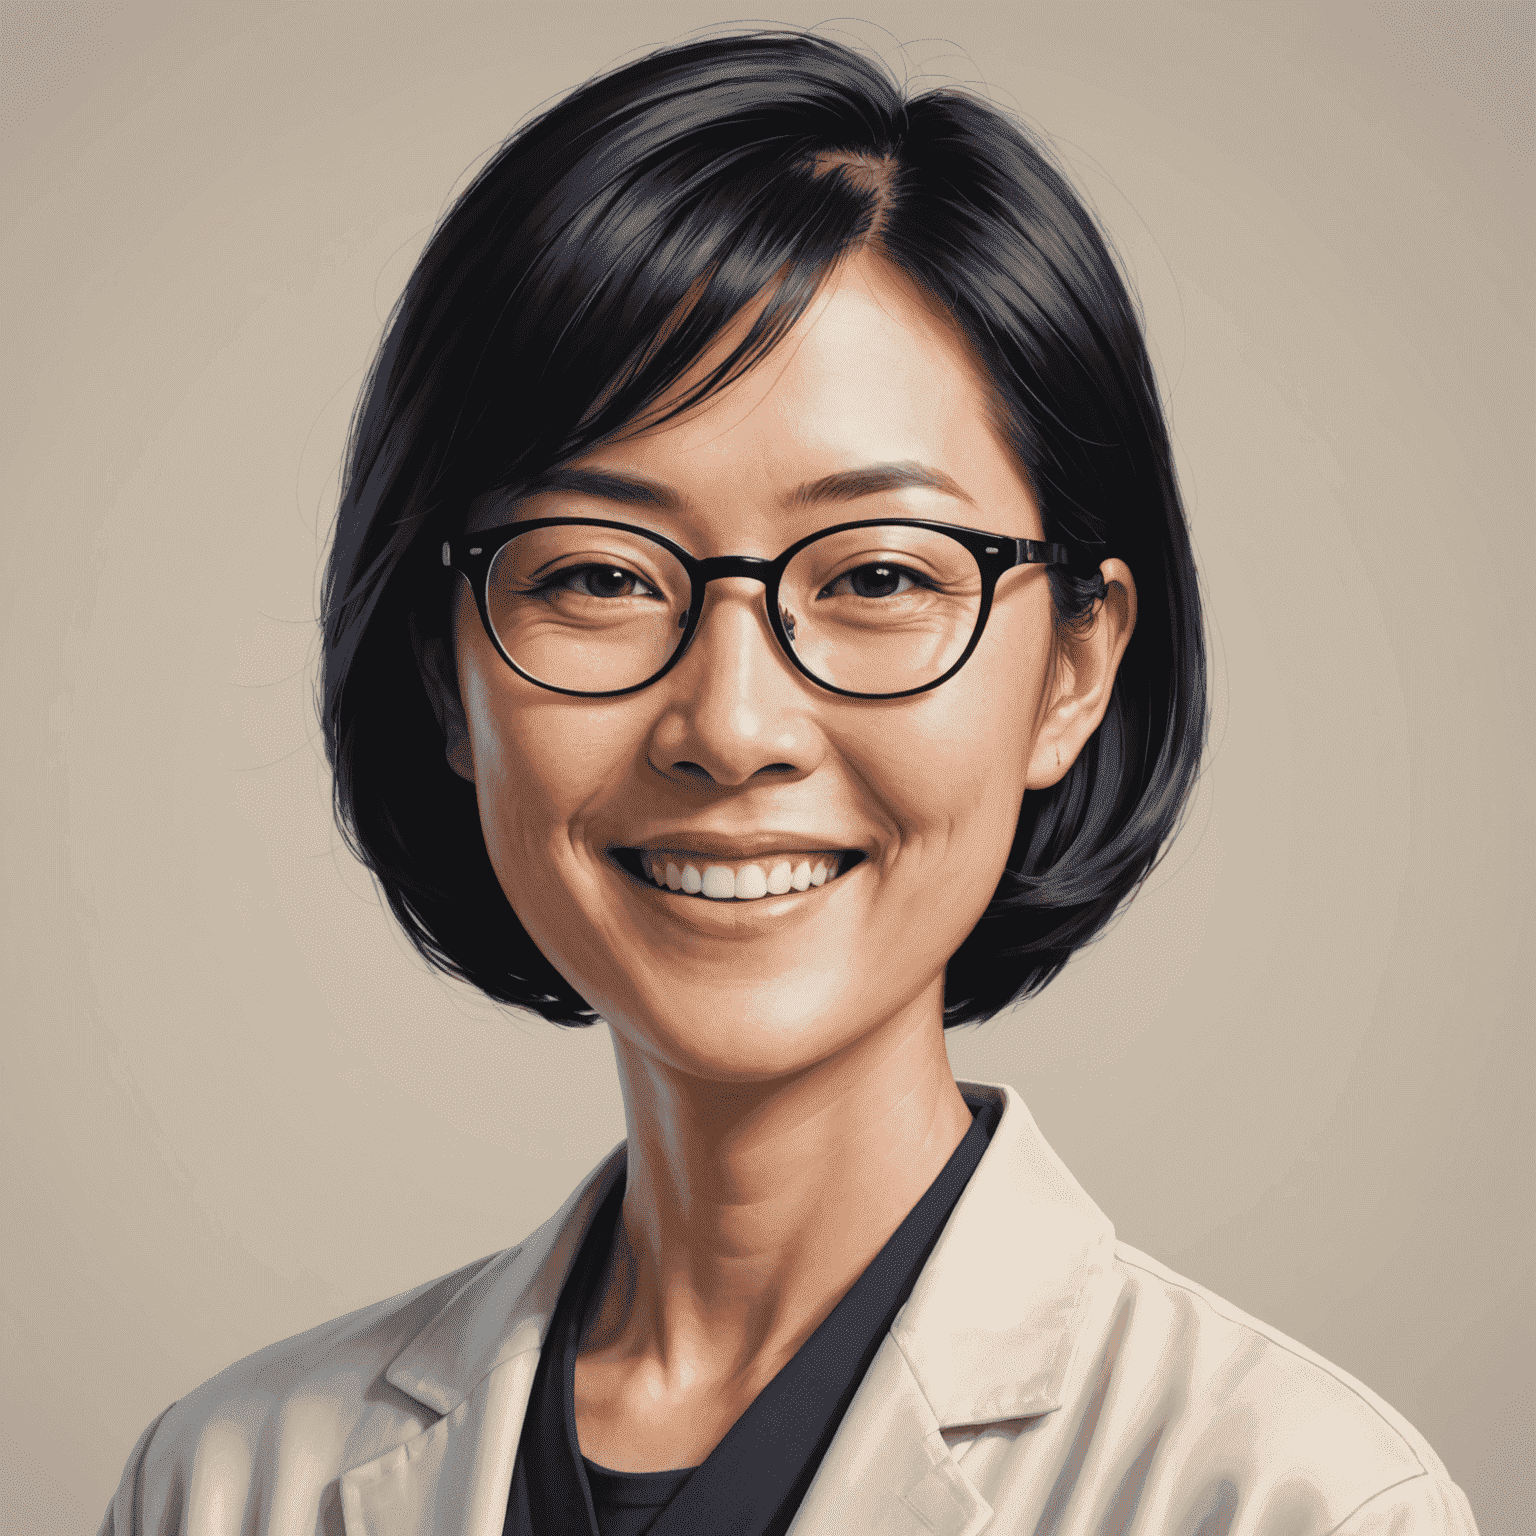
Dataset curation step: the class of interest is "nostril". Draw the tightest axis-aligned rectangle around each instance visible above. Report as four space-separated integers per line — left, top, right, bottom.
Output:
672 761 716 783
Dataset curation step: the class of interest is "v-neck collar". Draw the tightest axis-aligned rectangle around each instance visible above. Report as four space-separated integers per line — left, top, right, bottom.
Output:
505 1095 999 1536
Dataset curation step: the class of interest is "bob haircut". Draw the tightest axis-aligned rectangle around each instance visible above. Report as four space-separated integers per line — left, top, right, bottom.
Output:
321 30 1206 1029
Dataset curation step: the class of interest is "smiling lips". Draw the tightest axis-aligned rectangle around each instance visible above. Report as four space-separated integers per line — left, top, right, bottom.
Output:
638 850 848 901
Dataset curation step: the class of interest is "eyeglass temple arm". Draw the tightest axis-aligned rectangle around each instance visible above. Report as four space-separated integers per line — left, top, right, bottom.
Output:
1014 538 1071 566
1014 538 1108 600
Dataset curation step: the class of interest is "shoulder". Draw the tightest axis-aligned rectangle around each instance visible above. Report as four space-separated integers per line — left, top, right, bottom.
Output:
97 1142 627 1536
97 1247 516 1536
929 1085 1478 1532
947 1237 1481 1533
1100 1242 1478 1534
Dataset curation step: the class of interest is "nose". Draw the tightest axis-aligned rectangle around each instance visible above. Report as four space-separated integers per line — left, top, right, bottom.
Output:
646 578 826 788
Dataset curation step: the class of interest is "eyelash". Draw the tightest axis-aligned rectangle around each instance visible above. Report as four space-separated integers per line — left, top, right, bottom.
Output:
532 564 664 600
817 564 933 599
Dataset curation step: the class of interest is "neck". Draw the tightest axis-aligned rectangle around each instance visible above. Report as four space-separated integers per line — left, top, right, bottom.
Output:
592 983 974 1385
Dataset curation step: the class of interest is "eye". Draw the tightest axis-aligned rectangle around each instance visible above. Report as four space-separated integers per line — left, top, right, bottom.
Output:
540 564 661 600
819 562 928 600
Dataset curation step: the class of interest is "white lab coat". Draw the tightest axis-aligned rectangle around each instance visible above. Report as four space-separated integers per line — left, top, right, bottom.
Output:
99 1081 1478 1535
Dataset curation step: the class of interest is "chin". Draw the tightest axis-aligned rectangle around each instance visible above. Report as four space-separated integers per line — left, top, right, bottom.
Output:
600 971 901 1087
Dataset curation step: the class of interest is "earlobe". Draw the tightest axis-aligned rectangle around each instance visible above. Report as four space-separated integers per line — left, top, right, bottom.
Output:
409 617 476 783
1025 558 1137 791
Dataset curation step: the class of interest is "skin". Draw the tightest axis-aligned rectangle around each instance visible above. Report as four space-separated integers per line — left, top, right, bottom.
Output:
419 248 1136 1471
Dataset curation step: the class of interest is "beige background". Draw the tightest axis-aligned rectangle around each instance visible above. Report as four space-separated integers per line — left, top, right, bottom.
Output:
3 3 1531 1532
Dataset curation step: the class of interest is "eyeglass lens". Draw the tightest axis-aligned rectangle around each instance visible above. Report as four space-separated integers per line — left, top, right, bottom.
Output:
485 523 985 695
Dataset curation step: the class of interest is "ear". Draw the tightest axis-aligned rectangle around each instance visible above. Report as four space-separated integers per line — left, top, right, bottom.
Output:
1025 558 1138 790
409 613 475 783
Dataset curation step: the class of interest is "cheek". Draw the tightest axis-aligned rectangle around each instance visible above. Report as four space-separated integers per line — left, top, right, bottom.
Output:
456 635 635 887
839 620 1049 922
458 657 656 1001
874 651 1043 830
840 696 1033 915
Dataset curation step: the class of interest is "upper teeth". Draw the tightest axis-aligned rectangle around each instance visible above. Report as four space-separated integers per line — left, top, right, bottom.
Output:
644 854 837 899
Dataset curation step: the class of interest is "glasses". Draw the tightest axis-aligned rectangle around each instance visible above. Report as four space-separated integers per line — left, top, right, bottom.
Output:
441 517 1071 700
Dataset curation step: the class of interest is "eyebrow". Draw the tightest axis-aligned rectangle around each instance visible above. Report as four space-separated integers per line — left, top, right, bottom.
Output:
520 467 679 509
786 462 972 509
520 460 971 513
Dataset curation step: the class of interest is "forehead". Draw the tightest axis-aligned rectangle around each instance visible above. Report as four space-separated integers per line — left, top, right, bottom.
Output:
473 251 1037 545
612 253 1004 478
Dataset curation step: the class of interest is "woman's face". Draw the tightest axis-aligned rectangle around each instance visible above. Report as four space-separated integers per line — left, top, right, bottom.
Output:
445 250 1126 1084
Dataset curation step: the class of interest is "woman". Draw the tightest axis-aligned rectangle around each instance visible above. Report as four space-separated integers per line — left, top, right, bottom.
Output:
101 31 1476 1536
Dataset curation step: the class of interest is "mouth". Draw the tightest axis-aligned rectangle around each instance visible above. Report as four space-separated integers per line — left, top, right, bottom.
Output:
610 846 866 902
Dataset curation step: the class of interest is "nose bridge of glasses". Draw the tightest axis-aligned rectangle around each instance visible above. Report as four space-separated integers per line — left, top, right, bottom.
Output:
686 555 782 637
695 553 777 586
681 556 795 670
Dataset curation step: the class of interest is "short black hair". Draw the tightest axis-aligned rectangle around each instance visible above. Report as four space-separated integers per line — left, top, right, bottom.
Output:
320 30 1207 1028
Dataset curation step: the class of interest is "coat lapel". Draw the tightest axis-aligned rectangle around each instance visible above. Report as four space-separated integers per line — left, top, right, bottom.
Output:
337 1146 627 1536
892 1082 1116 1427
338 1351 539 1536
786 1333 993 1536
790 1081 1114 1536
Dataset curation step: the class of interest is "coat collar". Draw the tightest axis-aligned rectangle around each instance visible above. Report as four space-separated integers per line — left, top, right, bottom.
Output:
341 1080 1113 1536
891 1080 1116 1426
341 1152 626 1536
383 1080 1114 1426
383 1142 627 1416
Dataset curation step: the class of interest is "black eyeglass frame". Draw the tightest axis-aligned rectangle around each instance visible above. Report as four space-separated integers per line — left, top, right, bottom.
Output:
440 516 1074 701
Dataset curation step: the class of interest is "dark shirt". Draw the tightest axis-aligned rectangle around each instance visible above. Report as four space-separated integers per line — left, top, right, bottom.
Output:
504 1091 999 1536
580 1461 695 1536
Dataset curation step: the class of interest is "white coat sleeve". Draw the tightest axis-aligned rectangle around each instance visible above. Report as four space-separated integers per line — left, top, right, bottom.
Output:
97 1405 176 1536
